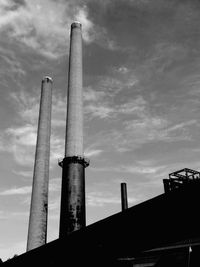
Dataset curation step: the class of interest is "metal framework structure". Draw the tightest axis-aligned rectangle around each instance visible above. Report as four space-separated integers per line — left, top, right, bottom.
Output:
163 168 200 193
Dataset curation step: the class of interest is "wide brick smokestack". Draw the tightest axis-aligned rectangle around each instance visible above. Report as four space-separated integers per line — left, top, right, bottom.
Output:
27 76 52 251
59 22 89 237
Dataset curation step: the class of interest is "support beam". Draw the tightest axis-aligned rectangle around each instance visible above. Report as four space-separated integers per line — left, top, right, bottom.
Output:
27 76 52 251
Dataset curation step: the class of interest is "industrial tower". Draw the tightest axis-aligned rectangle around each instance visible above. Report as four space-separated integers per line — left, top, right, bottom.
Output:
27 77 53 251
59 22 89 237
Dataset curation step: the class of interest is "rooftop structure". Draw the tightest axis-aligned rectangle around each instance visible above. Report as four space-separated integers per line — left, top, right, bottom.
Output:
163 168 200 193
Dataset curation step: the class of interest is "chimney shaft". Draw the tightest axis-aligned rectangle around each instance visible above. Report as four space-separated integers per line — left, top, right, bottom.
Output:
65 21 83 157
27 77 52 251
121 183 128 211
59 22 89 237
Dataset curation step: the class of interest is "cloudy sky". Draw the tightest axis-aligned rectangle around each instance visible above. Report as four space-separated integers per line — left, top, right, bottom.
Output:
1 0 200 260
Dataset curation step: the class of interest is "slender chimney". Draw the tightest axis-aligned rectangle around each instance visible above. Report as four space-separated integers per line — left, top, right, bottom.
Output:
27 76 52 251
121 183 128 211
59 22 89 237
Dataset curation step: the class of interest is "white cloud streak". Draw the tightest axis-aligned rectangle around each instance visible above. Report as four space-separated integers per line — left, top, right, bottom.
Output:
86 191 137 207
0 46 26 79
0 0 94 59
84 104 114 119
0 186 31 196
2 91 66 166
0 240 26 261
84 88 146 120
83 83 197 152
92 116 196 153
12 170 33 178
4 124 36 166
90 163 165 175
84 148 103 157
0 178 61 196
10 90 67 128
83 86 106 102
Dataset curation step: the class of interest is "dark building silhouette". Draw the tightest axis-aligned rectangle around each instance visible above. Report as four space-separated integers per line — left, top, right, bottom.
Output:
2 180 200 266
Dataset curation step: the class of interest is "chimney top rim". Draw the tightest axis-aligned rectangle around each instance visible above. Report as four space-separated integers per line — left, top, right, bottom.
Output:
42 76 53 83
71 21 82 28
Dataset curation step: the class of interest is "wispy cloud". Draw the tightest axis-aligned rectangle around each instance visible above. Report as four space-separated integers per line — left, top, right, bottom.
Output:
0 46 26 80
0 240 26 261
83 85 197 152
116 66 129 74
84 104 114 119
86 191 137 207
0 0 94 59
3 124 36 166
1 123 64 166
0 134 5 152
1 90 66 166
84 82 146 120
84 148 103 157
83 71 140 119
110 117 195 152
52 97 66 128
116 165 165 175
75 6 94 43
50 135 64 164
12 170 33 178
0 210 29 219
0 178 61 196
10 90 67 128
9 90 39 123
118 96 146 115
0 186 31 196
84 96 146 119
6 124 37 146
90 162 165 175
83 86 106 102
165 120 197 134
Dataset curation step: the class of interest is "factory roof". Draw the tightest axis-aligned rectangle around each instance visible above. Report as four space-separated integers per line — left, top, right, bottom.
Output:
3 183 200 266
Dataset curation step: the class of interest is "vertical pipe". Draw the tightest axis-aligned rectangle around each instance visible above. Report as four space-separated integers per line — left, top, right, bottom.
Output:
27 76 52 251
121 183 128 211
59 22 89 237
163 179 170 193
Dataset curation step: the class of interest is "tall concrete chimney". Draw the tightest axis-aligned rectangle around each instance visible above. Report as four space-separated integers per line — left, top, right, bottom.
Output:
121 183 128 211
27 76 53 251
59 22 89 237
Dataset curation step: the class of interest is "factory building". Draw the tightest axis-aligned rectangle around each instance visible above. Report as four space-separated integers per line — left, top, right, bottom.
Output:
3 181 200 266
